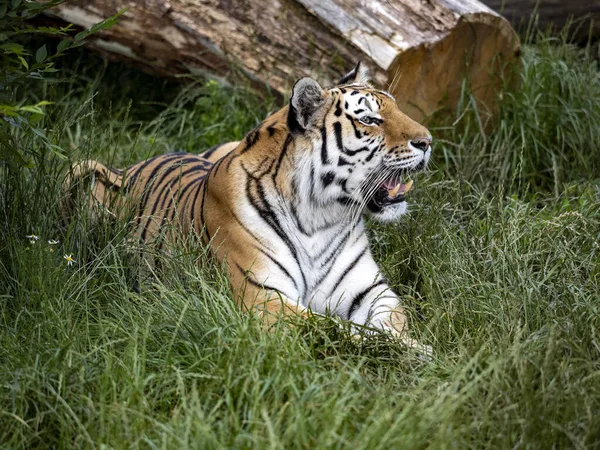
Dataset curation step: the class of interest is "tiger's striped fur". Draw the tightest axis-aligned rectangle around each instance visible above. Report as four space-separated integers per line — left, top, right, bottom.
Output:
70 65 432 351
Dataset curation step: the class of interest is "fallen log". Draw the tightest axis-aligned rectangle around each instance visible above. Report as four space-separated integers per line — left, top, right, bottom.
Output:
47 0 520 122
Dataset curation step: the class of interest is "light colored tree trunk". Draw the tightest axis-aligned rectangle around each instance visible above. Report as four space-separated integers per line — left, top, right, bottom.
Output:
48 0 520 122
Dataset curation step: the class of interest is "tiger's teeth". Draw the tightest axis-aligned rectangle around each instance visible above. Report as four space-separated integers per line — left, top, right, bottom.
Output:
404 179 414 193
388 183 401 198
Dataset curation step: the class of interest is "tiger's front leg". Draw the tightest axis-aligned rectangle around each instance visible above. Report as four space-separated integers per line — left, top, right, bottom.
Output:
347 283 433 357
229 269 311 330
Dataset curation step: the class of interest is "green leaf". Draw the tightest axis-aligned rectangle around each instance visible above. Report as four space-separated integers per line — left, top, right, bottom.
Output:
30 127 46 138
48 144 67 158
89 10 124 33
35 44 47 63
23 2 46 10
17 55 28 70
56 39 71 53
0 110 19 117
0 105 18 116
0 131 32 168
11 0 21 8
20 9 36 19
1 42 27 55
28 113 43 125
74 30 88 42
19 106 44 114
0 4 7 18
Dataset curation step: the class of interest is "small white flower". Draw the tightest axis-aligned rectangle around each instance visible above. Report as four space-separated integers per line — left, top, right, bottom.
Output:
26 234 39 244
64 254 76 266
48 239 59 245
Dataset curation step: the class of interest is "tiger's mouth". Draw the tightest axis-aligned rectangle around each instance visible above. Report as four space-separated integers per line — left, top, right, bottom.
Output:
367 176 414 211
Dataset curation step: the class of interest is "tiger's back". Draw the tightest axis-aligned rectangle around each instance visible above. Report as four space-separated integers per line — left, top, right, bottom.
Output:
71 152 214 243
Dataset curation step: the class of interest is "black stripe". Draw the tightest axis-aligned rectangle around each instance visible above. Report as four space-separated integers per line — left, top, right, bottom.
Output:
236 263 292 300
93 169 121 191
225 153 240 172
202 144 223 159
312 228 352 289
254 245 299 292
245 175 307 293
308 165 317 203
321 172 335 187
334 121 369 156
365 145 379 162
329 246 368 296
334 121 344 152
343 146 370 156
134 154 191 222
227 207 275 253
135 157 202 222
289 177 312 237
289 201 312 236
337 177 349 193
229 201 305 292
123 154 163 193
272 134 292 181
242 157 275 179
320 126 329 165
334 99 342 117
247 178 295 257
241 125 261 153
211 156 225 176
140 163 206 241
337 196 360 207
175 174 206 219
190 177 205 232
316 228 351 266
347 280 387 320
346 113 362 139
198 174 211 243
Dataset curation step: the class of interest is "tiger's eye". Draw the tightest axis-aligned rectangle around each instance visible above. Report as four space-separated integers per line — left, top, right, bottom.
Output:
360 116 377 126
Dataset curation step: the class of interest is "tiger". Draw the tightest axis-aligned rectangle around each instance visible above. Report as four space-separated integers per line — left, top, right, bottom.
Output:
69 63 433 353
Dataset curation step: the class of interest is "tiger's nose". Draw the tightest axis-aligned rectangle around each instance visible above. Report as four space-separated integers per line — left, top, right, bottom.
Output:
409 136 432 152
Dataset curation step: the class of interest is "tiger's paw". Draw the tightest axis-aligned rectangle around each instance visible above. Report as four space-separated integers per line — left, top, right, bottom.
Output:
397 336 433 361
348 324 433 360
384 310 433 360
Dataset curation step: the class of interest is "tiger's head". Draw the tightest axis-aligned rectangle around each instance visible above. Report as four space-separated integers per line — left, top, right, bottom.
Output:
287 62 432 222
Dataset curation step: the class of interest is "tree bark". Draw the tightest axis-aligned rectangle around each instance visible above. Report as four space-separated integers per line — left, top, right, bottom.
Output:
47 0 520 122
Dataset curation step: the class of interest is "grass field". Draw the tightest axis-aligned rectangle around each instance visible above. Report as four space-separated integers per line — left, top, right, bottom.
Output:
1 30 600 448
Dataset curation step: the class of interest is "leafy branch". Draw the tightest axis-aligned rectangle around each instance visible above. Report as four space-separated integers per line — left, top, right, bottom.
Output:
0 0 123 168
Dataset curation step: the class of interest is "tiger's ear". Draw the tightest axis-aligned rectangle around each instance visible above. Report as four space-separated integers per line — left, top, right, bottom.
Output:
288 77 326 133
338 61 370 85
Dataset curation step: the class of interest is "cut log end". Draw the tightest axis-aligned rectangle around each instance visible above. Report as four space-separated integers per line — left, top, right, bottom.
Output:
387 14 520 123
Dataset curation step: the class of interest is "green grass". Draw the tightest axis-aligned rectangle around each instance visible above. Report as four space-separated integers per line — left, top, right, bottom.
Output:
1 33 600 449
